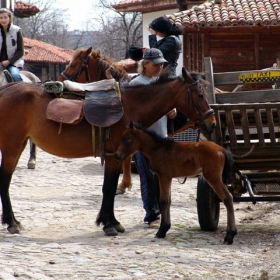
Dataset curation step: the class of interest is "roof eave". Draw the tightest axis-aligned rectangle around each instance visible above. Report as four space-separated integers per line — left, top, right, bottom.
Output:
112 3 178 13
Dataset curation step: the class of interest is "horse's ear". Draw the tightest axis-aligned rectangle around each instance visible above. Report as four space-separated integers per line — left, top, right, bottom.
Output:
85 47 92 56
128 121 137 133
182 67 193 84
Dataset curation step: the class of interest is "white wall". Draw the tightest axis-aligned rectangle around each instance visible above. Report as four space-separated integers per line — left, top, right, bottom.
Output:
143 10 183 76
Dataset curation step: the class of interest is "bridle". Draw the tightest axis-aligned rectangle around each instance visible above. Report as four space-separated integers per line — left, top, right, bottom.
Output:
187 80 214 128
60 55 91 82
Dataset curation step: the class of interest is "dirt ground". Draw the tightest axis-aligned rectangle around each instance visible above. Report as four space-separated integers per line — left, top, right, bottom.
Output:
1 147 280 279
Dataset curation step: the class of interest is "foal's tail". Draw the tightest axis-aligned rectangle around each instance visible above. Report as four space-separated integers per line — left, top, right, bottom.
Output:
222 150 235 185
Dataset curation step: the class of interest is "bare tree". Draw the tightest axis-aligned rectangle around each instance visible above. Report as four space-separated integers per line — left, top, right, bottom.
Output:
14 0 86 49
91 0 142 61
13 0 142 54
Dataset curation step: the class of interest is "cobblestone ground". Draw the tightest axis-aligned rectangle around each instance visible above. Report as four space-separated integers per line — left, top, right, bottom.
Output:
1 147 280 280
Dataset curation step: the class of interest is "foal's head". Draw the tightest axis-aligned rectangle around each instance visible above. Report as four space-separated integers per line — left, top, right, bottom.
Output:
115 121 173 162
115 122 141 162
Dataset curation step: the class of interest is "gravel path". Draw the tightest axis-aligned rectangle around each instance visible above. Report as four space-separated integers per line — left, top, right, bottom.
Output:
0 147 280 279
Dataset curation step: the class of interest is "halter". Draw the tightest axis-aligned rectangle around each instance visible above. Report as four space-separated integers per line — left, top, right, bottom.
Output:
187 80 214 128
60 55 91 82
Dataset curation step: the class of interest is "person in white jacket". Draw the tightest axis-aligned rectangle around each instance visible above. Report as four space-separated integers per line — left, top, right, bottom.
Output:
0 8 24 82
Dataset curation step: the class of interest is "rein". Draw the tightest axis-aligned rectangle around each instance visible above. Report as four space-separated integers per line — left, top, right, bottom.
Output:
187 80 214 128
97 56 112 80
60 55 91 82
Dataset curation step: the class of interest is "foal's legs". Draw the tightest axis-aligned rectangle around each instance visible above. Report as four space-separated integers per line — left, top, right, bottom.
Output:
27 138 37 169
116 156 132 195
156 177 172 238
204 173 237 244
0 139 28 233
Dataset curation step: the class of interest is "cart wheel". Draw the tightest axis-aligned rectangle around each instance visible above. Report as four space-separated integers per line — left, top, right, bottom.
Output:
197 175 220 231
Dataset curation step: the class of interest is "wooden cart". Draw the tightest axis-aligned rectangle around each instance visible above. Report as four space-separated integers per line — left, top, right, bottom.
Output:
197 57 280 231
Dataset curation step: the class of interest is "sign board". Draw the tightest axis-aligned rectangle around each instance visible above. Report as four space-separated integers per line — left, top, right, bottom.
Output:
239 71 280 83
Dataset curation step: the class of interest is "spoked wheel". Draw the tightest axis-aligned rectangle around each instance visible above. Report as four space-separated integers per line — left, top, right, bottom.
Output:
197 175 220 231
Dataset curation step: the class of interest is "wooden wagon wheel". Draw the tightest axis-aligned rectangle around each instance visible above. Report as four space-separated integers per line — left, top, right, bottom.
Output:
196 175 220 231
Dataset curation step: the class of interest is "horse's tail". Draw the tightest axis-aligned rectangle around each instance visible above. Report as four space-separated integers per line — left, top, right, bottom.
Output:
222 149 235 185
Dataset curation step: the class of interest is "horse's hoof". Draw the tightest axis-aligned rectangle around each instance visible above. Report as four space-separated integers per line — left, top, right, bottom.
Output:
155 231 166 238
224 229 237 245
103 226 118 236
224 237 233 245
7 224 22 234
116 188 126 195
114 223 125 233
27 159 36 169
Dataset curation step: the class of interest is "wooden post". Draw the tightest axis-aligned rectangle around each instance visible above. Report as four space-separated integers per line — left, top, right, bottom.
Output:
204 57 216 104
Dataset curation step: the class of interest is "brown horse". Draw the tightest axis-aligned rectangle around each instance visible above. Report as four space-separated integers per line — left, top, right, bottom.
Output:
115 122 237 244
0 66 215 236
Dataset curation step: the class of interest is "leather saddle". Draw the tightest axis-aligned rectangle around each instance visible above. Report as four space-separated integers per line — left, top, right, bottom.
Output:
45 78 123 163
45 78 123 128
84 89 123 127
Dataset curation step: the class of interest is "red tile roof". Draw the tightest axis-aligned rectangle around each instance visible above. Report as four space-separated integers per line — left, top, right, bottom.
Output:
15 1 40 17
166 0 280 29
24 38 75 64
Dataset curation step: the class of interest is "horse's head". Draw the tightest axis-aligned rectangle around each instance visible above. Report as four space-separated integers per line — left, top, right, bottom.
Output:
58 47 93 82
58 47 129 83
178 67 216 136
115 121 140 162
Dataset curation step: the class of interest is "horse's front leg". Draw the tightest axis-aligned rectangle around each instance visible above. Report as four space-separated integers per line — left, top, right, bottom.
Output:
96 156 125 236
27 138 37 169
116 156 132 195
156 178 172 238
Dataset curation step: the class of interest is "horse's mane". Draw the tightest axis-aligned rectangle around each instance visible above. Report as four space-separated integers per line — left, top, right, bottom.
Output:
123 67 206 88
156 68 206 85
123 68 178 88
91 49 127 74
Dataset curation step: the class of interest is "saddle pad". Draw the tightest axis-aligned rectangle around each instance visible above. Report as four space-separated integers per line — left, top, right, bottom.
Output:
44 81 64 94
63 78 116 92
46 98 84 124
84 90 123 127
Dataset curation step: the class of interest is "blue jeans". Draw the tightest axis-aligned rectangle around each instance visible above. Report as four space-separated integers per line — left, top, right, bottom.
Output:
7 65 23 82
134 152 160 222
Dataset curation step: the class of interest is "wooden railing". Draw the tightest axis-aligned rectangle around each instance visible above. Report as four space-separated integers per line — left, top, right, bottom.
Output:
204 57 280 171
